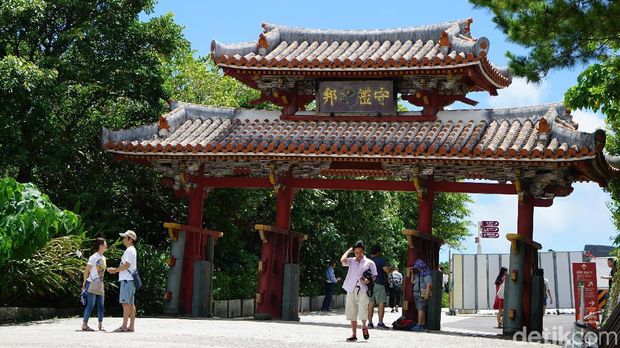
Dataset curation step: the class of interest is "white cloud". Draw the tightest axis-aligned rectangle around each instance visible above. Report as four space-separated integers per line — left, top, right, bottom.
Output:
488 77 549 108
571 109 605 133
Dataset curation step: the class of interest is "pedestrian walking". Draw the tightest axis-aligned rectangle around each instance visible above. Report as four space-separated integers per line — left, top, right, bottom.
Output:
321 260 341 311
493 267 507 328
387 265 403 312
367 245 388 329
81 238 108 331
107 230 138 333
340 241 377 342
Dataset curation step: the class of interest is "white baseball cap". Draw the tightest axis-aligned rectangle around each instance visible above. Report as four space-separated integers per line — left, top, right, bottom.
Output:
119 230 137 241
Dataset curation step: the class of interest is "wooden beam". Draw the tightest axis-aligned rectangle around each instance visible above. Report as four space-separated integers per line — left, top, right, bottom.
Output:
197 177 271 188
430 181 517 195
254 224 308 243
163 222 224 240
192 176 518 195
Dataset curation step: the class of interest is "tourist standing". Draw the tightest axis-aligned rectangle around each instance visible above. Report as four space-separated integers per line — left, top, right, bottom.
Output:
81 238 108 331
107 230 138 333
321 260 341 311
367 245 388 329
340 241 377 342
493 267 507 328
387 265 403 312
411 259 433 331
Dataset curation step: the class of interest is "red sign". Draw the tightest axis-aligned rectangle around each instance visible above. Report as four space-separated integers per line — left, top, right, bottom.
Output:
481 226 500 233
481 232 500 238
572 263 598 322
480 221 499 227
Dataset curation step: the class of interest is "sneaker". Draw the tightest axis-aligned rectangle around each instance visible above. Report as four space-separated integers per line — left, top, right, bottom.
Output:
368 322 374 329
377 322 388 329
410 324 425 332
346 336 357 342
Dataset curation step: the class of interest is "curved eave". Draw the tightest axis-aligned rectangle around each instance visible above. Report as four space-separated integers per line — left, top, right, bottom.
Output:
214 59 510 89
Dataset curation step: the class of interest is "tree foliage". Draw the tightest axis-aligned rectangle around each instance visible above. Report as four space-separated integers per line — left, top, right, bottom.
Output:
0 177 83 267
470 0 619 82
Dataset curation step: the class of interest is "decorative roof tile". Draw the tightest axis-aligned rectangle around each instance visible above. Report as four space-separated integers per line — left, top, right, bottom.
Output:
103 102 604 164
210 19 511 86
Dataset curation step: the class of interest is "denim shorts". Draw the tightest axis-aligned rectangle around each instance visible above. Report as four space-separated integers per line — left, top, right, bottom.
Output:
119 280 135 305
414 294 428 309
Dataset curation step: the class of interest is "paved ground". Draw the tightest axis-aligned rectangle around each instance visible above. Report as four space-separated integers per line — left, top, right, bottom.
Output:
0 309 564 347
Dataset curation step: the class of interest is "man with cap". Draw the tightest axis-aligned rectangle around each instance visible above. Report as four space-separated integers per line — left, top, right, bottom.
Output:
107 230 138 332
340 240 377 342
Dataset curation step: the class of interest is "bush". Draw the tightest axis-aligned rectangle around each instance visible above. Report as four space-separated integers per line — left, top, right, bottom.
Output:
0 235 85 307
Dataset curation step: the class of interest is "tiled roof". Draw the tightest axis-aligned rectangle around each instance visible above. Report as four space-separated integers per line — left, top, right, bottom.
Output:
103 102 603 162
211 19 511 87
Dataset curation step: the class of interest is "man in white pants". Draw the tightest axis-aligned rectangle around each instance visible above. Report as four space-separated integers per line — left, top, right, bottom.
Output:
340 240 377 342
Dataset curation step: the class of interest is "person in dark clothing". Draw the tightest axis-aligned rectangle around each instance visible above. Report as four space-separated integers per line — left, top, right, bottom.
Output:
367 245 388 329
321 260 341 311
602 258 617 289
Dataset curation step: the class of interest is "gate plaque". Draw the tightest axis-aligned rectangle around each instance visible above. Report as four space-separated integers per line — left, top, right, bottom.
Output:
318 80 395 115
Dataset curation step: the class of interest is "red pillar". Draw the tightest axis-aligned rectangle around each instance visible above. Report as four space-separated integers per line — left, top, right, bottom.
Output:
256 172 294 319
180 186 206 315
404 184 435 320
518 199 534 328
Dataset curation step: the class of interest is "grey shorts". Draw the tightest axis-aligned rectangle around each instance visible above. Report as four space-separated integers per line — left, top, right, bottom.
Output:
370 284 388 305
119 280 135 305
414 294 427 309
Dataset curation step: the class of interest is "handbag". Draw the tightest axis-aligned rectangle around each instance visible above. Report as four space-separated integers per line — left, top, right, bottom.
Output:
131 270 142 290
87 279 104 296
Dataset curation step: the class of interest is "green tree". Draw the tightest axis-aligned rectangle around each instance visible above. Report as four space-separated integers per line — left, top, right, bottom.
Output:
0 1 195 247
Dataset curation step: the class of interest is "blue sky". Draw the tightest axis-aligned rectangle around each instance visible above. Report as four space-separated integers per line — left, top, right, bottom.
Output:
148 1 614 260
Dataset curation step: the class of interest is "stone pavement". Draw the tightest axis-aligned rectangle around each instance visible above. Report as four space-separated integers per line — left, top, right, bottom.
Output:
0 308 555 348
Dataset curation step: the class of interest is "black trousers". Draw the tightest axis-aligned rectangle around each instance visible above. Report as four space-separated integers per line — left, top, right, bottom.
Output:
388 286 401 308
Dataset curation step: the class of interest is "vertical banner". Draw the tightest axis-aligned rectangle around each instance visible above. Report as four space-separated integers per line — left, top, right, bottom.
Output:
572 262 598 322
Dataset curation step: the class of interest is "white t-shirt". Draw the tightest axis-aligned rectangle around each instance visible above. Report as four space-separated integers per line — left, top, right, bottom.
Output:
87 253 104 281
544 278 551 294
119 246 137 282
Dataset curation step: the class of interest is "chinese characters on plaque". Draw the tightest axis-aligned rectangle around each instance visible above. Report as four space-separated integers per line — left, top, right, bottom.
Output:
317 80 395 114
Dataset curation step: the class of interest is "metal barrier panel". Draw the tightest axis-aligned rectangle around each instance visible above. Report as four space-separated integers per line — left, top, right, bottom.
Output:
463 254 476 309
476 255 489 310
451 251 584 310
487 254 501 309
452 254 463 309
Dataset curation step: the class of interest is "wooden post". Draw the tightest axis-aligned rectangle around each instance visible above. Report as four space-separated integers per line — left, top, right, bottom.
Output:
404 182 436 321
517 199 535 331
255 171 295 320
179 186 206 315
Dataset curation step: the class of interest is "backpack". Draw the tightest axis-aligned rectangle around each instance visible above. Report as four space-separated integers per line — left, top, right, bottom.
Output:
392 317 415 330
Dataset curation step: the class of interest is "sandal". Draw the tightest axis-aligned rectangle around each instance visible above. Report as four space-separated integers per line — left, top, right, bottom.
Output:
81 326 95 332
362 327 369 340
126 328 135 332
346 336 357 342
112 327 127 333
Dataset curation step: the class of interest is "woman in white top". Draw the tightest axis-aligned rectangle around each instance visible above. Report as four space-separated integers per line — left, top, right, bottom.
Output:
81 238 108 331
